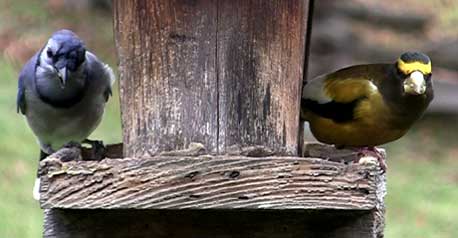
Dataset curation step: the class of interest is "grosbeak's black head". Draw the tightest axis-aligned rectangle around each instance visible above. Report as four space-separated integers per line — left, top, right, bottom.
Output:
395 52 432 96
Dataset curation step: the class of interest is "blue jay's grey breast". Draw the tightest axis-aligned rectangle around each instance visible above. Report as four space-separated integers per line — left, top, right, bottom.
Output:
24 88 106 150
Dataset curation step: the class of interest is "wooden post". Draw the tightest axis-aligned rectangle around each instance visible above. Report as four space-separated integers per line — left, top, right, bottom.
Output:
40 0 386 237
115 0 307 157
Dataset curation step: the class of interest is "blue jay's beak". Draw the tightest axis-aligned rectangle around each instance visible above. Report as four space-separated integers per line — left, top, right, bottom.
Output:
57 67 67 88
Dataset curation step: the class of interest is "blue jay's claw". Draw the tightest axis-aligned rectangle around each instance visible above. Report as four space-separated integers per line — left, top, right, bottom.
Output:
40 150 50 161
83 139 106 160
63 141 82 149
57 141 82 162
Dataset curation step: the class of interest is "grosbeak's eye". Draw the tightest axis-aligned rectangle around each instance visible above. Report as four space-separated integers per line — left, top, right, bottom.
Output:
46 49 53 58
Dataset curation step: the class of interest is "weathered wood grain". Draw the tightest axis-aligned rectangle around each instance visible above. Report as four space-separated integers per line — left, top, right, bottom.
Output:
39 153 384 210
216 0 308 155
114 0 218 157
40 144 385 237
114 0 309 157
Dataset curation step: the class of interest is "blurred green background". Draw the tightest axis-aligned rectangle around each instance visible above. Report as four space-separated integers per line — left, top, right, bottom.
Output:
0 0 457 237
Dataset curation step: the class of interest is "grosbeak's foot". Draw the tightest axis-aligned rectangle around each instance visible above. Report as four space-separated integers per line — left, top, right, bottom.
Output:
83 139 106 160
334 144 345 150
357 147 387 172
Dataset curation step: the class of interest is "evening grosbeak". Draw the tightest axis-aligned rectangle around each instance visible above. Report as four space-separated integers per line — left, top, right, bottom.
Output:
301 52 433 170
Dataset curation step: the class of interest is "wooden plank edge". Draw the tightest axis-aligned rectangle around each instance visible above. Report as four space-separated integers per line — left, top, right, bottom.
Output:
39 147 385 211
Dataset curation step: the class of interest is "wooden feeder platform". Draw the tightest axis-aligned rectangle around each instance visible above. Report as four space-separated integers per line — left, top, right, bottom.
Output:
39 143 385 237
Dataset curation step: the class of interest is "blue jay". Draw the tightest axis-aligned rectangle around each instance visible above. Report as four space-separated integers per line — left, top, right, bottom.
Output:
17 29 115 199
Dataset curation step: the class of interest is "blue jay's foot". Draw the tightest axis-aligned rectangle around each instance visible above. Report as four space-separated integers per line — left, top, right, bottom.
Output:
83 139 106 160
63 141 82 149
40 150 50 161
57 141 82 162
40 143 55 159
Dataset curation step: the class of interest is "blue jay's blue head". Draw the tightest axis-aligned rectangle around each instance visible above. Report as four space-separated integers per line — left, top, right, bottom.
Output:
41 29 86 87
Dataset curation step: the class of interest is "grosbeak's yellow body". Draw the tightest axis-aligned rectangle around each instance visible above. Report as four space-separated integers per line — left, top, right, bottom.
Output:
301 52 433 147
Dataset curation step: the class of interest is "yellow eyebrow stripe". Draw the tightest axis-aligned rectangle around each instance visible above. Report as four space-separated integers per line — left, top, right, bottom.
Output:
397 59 431 75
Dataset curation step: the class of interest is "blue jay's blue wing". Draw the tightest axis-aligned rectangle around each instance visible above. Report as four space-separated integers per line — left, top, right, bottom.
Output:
17 74 26 114
17 52 40 114
85 51 115 103
104 86 112 102
101 67 115 102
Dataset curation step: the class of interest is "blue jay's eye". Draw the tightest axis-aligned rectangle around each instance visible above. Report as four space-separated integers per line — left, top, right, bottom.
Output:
46 49 53 58
76 48 86 63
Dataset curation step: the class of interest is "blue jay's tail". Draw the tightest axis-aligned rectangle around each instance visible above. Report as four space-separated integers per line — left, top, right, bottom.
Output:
33 150 50 200
33 178 41 201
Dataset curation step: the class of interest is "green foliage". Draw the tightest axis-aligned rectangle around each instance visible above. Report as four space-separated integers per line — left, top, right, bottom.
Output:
385 115 458 238
0 58 43 238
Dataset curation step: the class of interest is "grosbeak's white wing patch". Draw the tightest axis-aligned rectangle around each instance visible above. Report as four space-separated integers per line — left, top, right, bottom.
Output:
302 74 332 104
